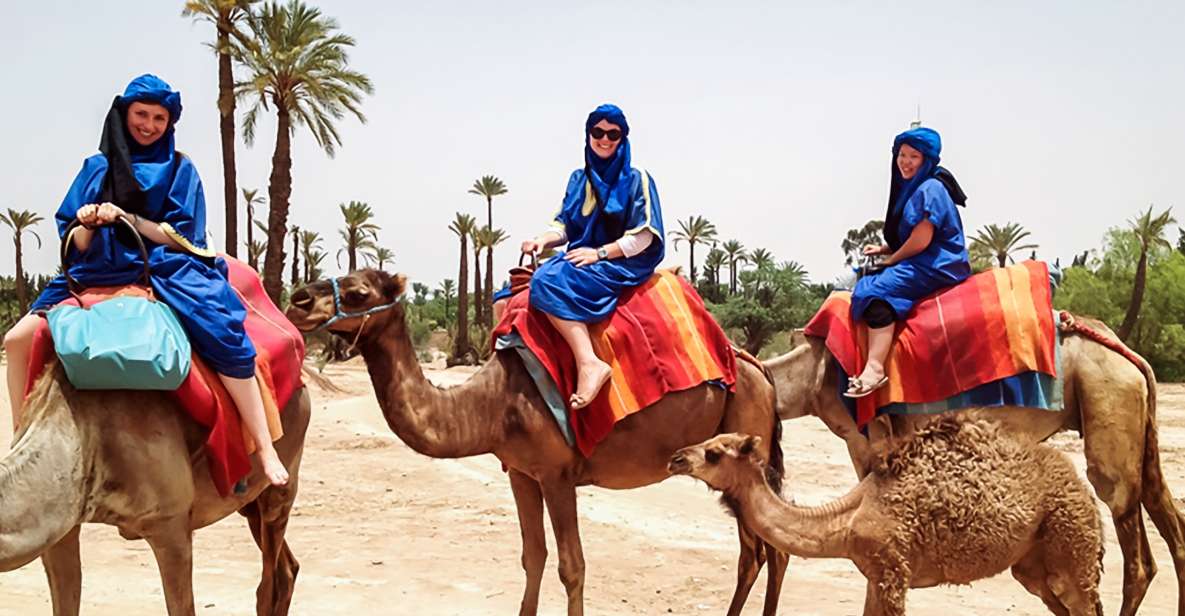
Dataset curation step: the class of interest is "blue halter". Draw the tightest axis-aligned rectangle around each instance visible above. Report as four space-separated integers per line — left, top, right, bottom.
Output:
313 276 401 332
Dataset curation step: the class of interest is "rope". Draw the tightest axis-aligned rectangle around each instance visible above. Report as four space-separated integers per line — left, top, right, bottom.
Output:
1057 311 1146 370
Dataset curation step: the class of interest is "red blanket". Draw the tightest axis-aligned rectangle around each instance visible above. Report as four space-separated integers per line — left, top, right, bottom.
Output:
26 256 305 496
492 270 737 457
804 261 1057 429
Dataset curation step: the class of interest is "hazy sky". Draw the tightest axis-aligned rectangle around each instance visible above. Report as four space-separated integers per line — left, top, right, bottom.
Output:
1 1 1181 290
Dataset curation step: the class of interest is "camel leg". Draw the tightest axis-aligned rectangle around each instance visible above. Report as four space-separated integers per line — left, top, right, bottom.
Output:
761 543 788 616
508 470 547 616
1138 434 1185 615
724 523 763 616
240 486 301 616
40 525 82 616
861 574 906 616
1011 547 1070 616
540 480 585 616
143 516 196 616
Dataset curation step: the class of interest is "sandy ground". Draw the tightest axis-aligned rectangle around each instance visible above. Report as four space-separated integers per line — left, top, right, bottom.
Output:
1 361 1182 616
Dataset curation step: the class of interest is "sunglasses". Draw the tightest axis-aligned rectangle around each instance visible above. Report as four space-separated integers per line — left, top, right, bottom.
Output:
589 127 623 141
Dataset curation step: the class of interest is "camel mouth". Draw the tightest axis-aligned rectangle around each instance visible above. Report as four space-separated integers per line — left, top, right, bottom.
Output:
284 306 327 333
667 455 692 475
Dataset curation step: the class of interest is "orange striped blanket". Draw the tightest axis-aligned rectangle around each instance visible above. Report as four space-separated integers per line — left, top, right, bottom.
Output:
803 260 1057 429
492 270 737 457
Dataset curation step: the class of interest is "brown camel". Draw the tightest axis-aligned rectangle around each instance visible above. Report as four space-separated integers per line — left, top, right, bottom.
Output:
668 416 1105 616
285 270 787 616
0 362 311 616
765 324 1185 616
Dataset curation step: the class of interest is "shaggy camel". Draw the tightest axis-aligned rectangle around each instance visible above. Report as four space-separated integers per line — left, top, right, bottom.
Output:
0 363 311 616
766 325 1185 616
285 270 787 616
668 416 1105 616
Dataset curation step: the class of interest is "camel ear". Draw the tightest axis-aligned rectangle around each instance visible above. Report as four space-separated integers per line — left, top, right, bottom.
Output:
381 273 408 300
738 435 762 457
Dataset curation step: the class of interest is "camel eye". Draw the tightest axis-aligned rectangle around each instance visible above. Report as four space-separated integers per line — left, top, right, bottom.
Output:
705 450 721 464
345 290 368 304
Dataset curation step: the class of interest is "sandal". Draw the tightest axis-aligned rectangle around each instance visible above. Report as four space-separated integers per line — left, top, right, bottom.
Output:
844 374 888 399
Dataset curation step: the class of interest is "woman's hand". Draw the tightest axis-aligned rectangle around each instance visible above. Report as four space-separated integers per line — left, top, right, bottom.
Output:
563 247 600 267
95 203 127 225
862 244 890 256
521 239 544 254
76 202 126 227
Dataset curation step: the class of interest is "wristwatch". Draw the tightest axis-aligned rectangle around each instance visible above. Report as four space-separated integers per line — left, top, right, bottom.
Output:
596 246 609 260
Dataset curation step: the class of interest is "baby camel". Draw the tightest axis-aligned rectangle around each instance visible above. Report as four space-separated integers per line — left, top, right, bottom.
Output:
668 415 1103 616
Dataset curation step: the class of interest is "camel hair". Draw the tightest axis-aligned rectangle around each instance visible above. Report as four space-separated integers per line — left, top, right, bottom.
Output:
766 324 1185 616
0 363 311 616
668 415 1105 616
285 269 787 616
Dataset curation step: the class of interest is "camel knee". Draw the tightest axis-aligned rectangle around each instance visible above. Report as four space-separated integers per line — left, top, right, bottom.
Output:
521 544 547 575
556 558 585 591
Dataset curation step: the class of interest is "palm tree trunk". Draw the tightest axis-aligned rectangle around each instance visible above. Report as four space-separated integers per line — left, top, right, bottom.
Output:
348 236 357 272
484 196 494 327
263 107 292 305
217 22 238 258
13 235 26 315
290 228 300 288
303 252 311 284
246 202 255 269
689 242 697 282
473 245 483 327
997 252 1007 268
453 238 471 361
1118 249 1148 342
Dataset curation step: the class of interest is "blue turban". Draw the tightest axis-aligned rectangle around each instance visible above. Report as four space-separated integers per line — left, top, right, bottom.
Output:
98 74 183 216
583 103 632 206
883 126 966 249
120 73 183 124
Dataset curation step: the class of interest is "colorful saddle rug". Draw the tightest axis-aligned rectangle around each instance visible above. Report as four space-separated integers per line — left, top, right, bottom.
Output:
26 256 305 496
492 270 737 457
804 260 1059 429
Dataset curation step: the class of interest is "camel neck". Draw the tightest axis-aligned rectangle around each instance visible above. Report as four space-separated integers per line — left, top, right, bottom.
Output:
359 314 504 459
725 473 864 560
0 380 87 571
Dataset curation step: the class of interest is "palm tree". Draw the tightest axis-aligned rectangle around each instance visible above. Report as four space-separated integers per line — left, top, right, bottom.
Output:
336 201 380 272
368 246 395 270
235 0 373 303
241 187 266 269
448 213 478 362
667 215 717 281
437 278 456 324
472 228 484 328
748 247 774 271
703 247 725 287
289 224 300 287
969 222 1039 268
720 239 748 296
474 226 508 327
247 239 267 274
182 0 257 258
306 249 327 282
298 229 322 283
469 175 508 317
840 219 885 267
1118 206 1176 342
0 209 44 314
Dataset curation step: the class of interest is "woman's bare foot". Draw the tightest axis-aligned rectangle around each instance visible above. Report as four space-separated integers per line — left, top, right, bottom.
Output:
570 359 612 410
257 445 289 486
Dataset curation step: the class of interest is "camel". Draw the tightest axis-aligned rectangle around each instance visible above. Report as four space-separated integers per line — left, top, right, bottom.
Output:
765 323 1185 616
668 416 1105 616
285 269 788 616
0 362 311 616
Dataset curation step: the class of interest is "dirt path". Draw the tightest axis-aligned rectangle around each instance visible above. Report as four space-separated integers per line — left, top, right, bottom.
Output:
1 363 1181 615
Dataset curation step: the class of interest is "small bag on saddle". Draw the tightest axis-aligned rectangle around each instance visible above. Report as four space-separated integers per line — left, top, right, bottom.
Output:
506 252 538 297
45 217 191 390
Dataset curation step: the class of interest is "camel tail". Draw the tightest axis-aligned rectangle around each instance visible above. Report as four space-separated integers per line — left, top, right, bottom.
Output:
765 407 784 496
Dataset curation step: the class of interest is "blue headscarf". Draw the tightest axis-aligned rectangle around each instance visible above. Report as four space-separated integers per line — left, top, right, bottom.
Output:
883 126 966 249
584 103 632 206
98 74 184 216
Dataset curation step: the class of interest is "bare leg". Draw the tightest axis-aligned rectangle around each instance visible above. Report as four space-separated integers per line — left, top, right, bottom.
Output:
41 525 82 616
850 324 894 392
218 373 288 486
544 314 611 409
3 313 42 432
509 470 547 616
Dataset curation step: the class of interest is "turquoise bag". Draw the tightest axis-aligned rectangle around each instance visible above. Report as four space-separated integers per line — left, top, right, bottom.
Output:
46 217 191 390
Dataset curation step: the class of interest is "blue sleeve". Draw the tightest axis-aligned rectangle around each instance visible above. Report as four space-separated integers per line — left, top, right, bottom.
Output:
623 169 663 240
902 179 956 231
55 155 108 238
160 156 208 247
553 169 585 229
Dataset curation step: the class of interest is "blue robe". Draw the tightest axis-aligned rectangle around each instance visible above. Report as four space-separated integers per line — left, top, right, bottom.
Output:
851 178 971 320
32 154 257 378
529 167 665 322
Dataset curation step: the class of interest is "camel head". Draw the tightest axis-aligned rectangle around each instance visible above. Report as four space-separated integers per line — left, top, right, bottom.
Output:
286 270 408 341
668 433 766 491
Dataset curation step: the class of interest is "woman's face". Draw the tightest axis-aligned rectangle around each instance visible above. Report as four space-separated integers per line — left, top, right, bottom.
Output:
588 119 623 159
126 101 170 146
896 143 924 180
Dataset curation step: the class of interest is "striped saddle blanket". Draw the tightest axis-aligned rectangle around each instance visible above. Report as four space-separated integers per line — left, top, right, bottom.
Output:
804 261 1059 429
492 270 737 457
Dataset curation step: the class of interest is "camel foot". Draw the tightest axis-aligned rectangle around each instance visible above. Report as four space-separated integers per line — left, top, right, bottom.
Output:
257 447 290 486
570 360 612 410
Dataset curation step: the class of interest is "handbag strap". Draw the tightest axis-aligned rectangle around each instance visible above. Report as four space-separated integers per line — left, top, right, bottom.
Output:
62 215 153 301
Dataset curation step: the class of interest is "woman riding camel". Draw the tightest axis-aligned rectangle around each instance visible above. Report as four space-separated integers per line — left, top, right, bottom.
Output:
2 74 288 485
519 103 664 409
846 126 970 398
